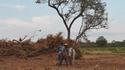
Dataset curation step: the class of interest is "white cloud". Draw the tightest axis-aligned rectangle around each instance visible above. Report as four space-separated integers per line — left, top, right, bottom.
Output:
0 4 26 12
0 18 34 28
0 16 65 40
14 5 26 11
0 15 125 42
31 16 66 32
87 21 125 42
32 16 54 27
0 18 41 40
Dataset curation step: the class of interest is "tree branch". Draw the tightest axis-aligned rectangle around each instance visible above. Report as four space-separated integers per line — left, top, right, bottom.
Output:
48 0 69 30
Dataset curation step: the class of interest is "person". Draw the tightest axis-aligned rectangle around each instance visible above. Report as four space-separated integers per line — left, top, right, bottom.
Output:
62 43 69 65
56 42 65 65
57 43 76 66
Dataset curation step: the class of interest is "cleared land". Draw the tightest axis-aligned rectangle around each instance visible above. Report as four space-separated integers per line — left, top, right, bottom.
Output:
0 52 125 70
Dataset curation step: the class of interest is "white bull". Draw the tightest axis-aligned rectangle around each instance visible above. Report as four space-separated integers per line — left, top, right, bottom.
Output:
68 47 76 65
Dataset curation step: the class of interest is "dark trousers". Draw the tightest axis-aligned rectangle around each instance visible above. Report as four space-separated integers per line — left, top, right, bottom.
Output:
57 53 68 65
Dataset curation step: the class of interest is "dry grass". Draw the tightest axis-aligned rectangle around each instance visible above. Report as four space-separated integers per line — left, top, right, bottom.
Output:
0 54 125 70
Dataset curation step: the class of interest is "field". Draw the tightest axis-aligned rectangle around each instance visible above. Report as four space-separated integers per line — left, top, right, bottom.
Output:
0 47 125 70
81 47 125 54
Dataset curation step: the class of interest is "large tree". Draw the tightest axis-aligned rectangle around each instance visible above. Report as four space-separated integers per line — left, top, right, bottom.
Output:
36 0 108 41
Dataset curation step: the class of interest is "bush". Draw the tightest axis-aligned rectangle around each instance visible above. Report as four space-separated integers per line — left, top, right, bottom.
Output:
96 36 107 47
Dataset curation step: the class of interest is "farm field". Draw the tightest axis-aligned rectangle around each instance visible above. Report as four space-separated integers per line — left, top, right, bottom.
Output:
0 53 125 70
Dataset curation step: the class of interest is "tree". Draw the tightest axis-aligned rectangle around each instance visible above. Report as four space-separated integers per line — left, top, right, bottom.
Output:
36 0 108 41
96 36 107 47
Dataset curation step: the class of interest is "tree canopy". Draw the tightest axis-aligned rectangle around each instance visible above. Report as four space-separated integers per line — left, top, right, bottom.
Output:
36 0 108 42
96 36 107 47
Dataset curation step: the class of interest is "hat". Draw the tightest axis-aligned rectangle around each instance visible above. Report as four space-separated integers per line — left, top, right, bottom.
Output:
64 43 68 46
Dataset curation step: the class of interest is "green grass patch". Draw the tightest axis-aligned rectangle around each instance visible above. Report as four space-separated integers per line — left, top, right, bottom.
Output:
80 47 125 55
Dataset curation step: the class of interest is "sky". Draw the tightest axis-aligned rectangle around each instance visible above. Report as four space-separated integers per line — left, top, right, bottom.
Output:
0 0 125 42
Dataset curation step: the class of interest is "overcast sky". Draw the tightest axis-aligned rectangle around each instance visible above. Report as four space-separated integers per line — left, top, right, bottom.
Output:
0 0 125 42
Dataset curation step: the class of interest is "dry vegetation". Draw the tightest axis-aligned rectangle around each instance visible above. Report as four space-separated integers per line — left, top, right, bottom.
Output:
0 32 81 58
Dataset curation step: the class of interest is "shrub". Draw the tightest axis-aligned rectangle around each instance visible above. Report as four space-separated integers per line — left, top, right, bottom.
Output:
96 36 107 47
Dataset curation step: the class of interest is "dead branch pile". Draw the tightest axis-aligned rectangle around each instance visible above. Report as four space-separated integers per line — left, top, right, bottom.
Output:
0 39 34 58
0 33 82 58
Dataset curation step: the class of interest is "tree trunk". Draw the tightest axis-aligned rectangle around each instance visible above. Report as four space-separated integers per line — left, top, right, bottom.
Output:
67 29 71 40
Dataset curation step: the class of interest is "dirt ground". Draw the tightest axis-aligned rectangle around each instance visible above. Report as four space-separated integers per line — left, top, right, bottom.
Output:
0 53 125 70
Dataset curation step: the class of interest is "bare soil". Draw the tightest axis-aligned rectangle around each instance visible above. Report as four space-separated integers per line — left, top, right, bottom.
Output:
0 53 125 70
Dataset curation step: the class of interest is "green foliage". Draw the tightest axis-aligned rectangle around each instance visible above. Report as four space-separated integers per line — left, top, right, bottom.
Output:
81 47 125 55
109 40 125 47
96 36 107 47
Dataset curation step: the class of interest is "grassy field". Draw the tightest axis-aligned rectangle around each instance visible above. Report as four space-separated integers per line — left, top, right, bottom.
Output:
80 47 125 55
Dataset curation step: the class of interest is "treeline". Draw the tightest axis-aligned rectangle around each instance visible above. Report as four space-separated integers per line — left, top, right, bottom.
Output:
81 36 125 47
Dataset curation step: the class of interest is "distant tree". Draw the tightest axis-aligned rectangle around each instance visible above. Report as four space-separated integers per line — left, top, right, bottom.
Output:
111 40 116 44
123 40 125 43
96 36 107 47
121 40 125 47
36 0 108 41
110 40 125 47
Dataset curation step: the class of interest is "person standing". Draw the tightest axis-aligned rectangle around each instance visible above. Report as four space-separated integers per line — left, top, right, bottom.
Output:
56 42 65 65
